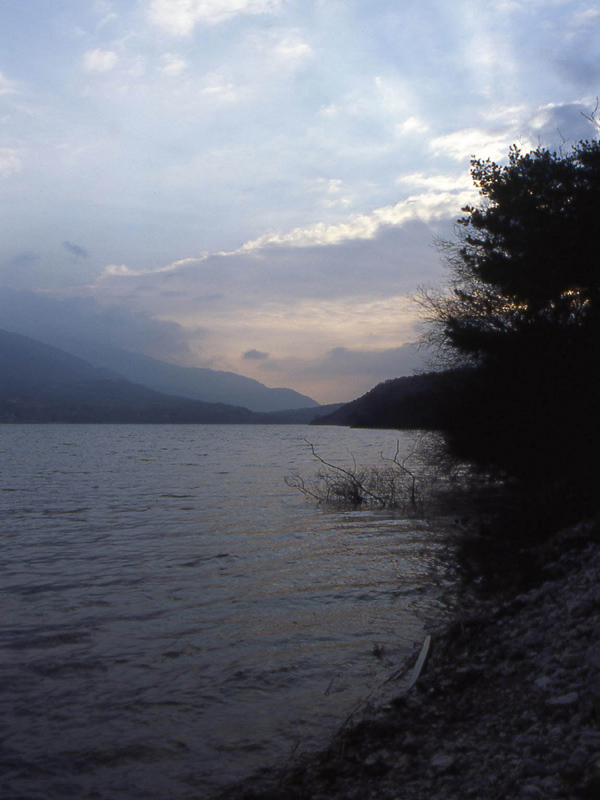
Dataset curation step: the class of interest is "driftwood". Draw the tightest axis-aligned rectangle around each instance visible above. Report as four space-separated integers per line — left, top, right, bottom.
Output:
406 634 432 691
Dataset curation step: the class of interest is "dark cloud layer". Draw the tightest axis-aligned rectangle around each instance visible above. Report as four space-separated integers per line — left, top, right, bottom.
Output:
533 102 599 149
262 342 425 380
62 241 89 259
7 251 41 267
315 344 424 377
105 218 449 310
0 287 191 360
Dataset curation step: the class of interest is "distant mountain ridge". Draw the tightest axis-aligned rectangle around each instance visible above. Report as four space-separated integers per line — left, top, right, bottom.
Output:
0 288 317 412
0 328 325 424
37 337 318 413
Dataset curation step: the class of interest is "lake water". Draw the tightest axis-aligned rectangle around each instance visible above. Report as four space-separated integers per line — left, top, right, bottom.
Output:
0 424 454 799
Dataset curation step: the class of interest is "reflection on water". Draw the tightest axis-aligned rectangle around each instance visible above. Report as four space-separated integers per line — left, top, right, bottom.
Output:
0 424 453 799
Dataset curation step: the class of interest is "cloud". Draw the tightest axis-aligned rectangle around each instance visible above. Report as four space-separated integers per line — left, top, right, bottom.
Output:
0 147 23 176
82 48 119 72
238 189 476 251
97 12 119 30
0 70 18 96
93 217 448 316
6 251 41 267
323 344 422 377
0 252 41 285
0 287 192 360
427 101 600 165
91 186 469 306
554 59 600 89
200 78 238 101
397 171 472 192
99 256 199 280
62 241 89 259
272 33 313 61
263 343 424 378
7 3 600 403
395 116 429 136
530 101 599 147
541 7 600 90
242 348 269 360
304 178 355 209
160 53 188 76
429 128 523 162
256 342 428 402
148 0 282 35
570 9 600 29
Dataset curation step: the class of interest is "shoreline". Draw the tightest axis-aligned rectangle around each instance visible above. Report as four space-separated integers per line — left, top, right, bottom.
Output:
220 518 600 799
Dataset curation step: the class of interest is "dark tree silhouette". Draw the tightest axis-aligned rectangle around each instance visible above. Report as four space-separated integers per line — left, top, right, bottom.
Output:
421 139 600 520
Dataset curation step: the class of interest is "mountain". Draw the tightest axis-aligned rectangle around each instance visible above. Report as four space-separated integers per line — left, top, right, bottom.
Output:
0 328 332 425
0 328 264 424
43 338 318 412
256 402 344 424
312 372 448 429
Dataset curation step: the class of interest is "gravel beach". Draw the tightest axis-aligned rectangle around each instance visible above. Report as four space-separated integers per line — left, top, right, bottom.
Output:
220 519 600 800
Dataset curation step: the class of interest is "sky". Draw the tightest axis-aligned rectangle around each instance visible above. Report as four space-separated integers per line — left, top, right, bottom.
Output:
1 0 599 403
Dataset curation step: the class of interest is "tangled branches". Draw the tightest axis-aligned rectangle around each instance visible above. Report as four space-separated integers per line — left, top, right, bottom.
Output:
285 440 423 513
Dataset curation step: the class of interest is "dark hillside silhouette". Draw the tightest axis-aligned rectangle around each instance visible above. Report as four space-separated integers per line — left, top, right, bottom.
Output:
313 372 449 429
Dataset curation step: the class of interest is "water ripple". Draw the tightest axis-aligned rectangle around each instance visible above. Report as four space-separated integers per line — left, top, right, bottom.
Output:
0 424 455 799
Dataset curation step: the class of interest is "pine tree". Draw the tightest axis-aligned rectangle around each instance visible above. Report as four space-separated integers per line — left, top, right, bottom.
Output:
422 139 600 516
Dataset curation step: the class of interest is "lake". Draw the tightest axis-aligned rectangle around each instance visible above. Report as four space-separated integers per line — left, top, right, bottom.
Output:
0 424 454 799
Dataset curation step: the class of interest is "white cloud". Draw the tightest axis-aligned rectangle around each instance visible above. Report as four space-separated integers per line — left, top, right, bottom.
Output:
82 48 119 72
148 0 282 35
97 12 119 29
395 116 429 136
238 190 475 250
99 257 196 280
429 128 528 162
0 70 18 96
160 53 188 76
397 172 472 192
305 178 354 209
273 33 313 61
373 75 414 116
570 8 600 28
0 147 23 176
492 0 520 10
200 79 238 101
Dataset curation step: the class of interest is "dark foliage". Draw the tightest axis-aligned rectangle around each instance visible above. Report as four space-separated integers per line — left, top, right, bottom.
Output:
421 139 600 524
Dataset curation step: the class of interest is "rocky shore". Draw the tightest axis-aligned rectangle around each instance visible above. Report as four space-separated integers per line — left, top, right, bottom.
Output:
221 519 600 799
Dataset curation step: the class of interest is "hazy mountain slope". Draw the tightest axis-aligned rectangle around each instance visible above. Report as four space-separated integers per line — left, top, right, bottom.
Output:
255 402 344 424
47 338 319 412
0 328 261 424
1 327 117 388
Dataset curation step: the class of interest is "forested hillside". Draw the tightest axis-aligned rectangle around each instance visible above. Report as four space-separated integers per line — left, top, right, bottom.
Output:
312 372 447 429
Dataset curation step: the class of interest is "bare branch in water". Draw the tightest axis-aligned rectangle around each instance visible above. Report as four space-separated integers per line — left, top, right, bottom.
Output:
285 439 426 513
